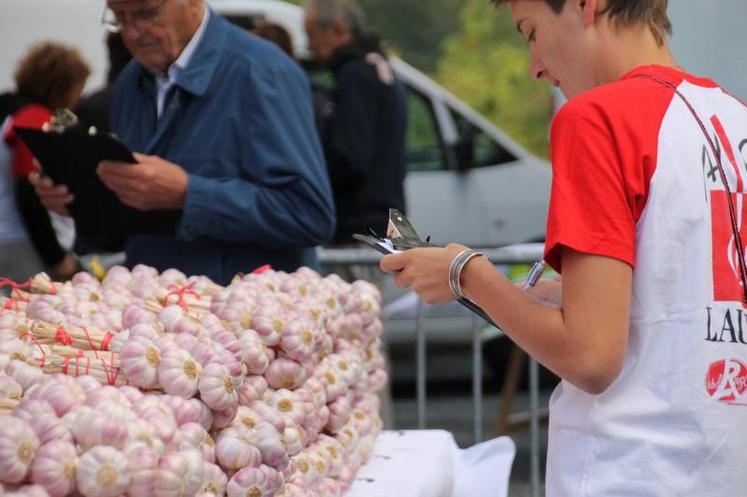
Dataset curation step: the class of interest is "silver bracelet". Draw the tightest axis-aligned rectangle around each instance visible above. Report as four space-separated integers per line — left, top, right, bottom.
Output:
448 249 486 299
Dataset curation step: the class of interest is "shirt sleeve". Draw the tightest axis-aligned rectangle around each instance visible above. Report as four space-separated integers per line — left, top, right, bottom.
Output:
6 105 52 178
324 61 378 191
544 102 639 273
177 60 336 248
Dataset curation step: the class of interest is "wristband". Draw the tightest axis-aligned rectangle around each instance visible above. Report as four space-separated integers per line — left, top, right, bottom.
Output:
448 249 486 300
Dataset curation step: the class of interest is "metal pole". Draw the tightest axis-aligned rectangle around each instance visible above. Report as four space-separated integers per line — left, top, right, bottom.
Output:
529 356 540 497
472 312 483 443
415 298 426 429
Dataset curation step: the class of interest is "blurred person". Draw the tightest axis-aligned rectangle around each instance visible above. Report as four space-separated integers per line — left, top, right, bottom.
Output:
251 21 294 57
381 1 747 496
73 32 133 255
0 41 89 285
74 32 133 133
304 0 407 244
31 0 336 285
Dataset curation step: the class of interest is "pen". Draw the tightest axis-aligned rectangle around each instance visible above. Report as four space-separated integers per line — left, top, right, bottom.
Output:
522 260 546 290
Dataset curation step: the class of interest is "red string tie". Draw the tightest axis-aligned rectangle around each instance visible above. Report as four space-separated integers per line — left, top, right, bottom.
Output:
252 264 273 275
0 278 32 302
54 326 73 346
163 282 200 310
100 332 114 352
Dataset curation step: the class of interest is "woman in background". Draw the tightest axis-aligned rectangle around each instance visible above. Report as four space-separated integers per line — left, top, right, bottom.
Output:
0 41 90 287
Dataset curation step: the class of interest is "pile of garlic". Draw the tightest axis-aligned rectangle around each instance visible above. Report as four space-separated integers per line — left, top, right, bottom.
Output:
0 265 387 497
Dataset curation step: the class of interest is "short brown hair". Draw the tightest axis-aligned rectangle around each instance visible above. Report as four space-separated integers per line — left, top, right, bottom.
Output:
492 0 672 45
14 42 91 110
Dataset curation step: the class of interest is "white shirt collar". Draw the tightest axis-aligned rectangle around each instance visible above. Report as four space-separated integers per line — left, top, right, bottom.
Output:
154 6 210 117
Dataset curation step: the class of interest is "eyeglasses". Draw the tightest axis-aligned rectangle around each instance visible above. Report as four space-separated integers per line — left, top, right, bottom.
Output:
101 0 167 33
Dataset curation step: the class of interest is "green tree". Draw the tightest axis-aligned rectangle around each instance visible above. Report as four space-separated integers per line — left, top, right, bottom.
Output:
435 0 553 157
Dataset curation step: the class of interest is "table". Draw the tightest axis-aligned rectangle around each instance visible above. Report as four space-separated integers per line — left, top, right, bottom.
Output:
347 430 516 497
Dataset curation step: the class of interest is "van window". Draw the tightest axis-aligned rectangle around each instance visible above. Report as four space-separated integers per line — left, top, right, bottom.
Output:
451 110 515 169
406 88 446 171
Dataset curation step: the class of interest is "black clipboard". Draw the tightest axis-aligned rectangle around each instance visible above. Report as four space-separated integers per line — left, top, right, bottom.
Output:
15 127 179 239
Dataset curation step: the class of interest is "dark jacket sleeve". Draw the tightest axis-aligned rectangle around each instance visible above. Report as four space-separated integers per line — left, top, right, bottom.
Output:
325 61 379 191
15 178 66 267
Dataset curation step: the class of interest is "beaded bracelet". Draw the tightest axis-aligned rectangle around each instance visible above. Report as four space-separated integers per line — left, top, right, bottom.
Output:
448 249 487 300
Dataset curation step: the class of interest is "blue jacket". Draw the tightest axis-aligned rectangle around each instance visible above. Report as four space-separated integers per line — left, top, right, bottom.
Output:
111 13 336 285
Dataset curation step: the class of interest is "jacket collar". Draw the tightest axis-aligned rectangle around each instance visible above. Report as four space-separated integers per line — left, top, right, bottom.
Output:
137 9 227 98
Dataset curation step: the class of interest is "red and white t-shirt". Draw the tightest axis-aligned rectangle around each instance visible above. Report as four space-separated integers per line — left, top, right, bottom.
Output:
544 65 747 497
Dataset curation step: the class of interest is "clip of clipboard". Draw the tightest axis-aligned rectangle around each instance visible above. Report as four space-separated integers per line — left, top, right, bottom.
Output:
354 209 499 328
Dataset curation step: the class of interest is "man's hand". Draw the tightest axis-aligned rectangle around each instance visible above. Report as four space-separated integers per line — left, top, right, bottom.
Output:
97 152 189 211
28 171 74 216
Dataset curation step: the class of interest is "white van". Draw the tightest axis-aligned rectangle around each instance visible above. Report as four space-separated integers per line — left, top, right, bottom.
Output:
0 0 552 249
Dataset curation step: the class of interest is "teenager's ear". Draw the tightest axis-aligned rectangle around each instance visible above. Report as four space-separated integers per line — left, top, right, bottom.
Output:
579 0 599 26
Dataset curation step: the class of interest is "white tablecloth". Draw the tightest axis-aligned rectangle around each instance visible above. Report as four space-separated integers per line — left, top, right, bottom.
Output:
347 430 516 497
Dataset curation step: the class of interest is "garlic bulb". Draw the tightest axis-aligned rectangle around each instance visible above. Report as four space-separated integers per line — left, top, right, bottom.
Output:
211 402 238 431
120 335 161 388
237 330 271 375
215 426 262 470
3 484 52 497
252 421 289 471
288 452 320 489
71 408 129 450
178 423 215 463
155 449 204 497
12 398 56 422
198 362 238 411
5 360 45 391
30 440 78 497
76 446 130 497
319 477 342 497
268 390 307 430
264 358 306 390
237 375 268 406
325 396 352 435
281 426 304 457
226 464 282 497
250 307 284 346
123 442 158 497
0 416 39 483
232 406 264 430
29 413 74 445
279 321 318 363
127 419 165 456
28 378 85 417
158 348 202 398
0 375 23 400
200 462 228 497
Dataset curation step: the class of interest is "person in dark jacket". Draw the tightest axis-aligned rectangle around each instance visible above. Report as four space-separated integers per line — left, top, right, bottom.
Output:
31 0 336 285
74 32 132 134
304 0 407 244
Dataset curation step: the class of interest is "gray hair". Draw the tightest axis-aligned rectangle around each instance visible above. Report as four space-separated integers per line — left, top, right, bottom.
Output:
304 0 366 34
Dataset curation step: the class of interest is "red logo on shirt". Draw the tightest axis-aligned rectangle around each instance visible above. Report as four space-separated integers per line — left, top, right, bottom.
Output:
705 359 747 404
710 191 747 303
709 115 747 304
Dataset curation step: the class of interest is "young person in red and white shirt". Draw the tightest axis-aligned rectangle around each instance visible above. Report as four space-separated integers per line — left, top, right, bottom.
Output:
381 0 747 495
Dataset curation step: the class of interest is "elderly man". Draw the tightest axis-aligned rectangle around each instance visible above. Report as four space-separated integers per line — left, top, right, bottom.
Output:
304 0 407 244
31 0 335 284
